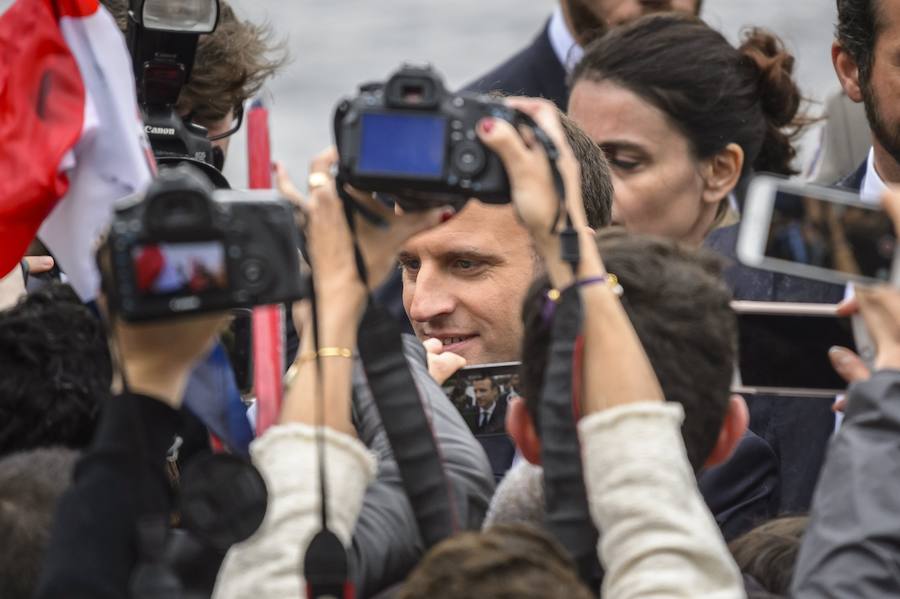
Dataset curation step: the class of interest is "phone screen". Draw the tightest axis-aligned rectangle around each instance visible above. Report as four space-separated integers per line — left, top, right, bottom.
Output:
442 362 520 436
764 189 897 282
737 312 855 393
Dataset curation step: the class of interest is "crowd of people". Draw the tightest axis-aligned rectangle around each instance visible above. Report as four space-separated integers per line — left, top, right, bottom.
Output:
3 0 900 597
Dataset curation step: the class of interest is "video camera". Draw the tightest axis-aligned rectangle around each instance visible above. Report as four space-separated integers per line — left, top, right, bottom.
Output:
334 64 552 211
102 164 308 322
126 0 230 187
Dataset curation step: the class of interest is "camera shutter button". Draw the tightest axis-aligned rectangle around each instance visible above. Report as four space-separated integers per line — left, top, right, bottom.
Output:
452 140 486 177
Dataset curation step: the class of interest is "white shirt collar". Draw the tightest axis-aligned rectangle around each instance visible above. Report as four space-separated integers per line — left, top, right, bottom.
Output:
548 6 584 74
860 147 888 205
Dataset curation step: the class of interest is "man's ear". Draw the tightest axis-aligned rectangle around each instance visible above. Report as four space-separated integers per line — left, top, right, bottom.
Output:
704 394 749 468
507 397 541 465
700 143 744 207
833 41 864 103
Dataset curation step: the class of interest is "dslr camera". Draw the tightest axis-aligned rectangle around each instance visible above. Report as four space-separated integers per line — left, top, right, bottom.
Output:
103 165 307 322
334 64 546 210
126 0 230 187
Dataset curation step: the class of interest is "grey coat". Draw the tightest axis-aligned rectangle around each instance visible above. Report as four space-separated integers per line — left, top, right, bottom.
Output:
792 370 900 597
349 335 495 597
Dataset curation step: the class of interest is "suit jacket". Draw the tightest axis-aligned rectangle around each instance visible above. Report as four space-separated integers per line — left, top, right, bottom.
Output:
475 393 509 435
698 430 779 541
462 20 569 110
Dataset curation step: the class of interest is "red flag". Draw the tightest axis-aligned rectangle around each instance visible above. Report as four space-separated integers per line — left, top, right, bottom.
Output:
0 0 153 294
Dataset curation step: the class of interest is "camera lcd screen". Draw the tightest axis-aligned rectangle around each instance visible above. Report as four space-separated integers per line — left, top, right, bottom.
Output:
764 190 897 282
357 112 446 178
737 312 855 392
442 363 519 437
132 241 228 296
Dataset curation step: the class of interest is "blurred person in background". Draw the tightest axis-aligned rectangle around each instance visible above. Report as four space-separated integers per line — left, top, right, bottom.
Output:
0 448 78 599
0 283 111 456
464 0 702 108
568 14 843 515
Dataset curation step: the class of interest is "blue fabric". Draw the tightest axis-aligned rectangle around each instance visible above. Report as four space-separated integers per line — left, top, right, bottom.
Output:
182 343 254 456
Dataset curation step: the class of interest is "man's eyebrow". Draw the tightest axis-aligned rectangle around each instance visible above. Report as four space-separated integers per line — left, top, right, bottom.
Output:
441 249 504 264
397 251 417 263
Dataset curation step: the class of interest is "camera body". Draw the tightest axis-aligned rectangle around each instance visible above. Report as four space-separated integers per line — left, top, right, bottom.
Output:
104 165 307 322
126 0 228 186
334 64 533 210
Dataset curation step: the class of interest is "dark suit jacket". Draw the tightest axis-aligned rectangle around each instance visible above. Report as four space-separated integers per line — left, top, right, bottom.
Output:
476 393 509 435
699 430 779 541
462 20 569 110
704 180 851 516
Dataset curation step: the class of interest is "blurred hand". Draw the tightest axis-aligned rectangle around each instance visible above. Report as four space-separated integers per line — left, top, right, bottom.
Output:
297 148 448 299
423 338 466 385
110 311 230 408
476 97 603 283
0 256 55 311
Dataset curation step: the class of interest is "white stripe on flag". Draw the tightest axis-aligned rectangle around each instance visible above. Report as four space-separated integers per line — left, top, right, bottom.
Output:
38 4 153 300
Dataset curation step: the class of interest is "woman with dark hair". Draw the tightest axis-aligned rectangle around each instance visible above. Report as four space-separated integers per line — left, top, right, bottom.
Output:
568 14 807 246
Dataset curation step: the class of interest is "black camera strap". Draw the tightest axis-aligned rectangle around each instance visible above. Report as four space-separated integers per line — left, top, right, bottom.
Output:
303 270 354 599
539 286 603 594
357 300 461 547
335 178 461 547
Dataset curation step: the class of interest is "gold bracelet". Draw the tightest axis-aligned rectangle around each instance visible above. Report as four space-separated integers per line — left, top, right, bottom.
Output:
298 347 354 364
284 347 354 391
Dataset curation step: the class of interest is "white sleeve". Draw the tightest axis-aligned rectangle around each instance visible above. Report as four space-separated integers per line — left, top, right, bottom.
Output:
578 402 745 599
213 423 377 599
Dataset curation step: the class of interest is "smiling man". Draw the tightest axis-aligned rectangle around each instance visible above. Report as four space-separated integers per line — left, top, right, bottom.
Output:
399 114 612 365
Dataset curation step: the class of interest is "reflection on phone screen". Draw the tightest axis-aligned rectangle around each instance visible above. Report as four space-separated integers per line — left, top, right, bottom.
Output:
765 191 896 282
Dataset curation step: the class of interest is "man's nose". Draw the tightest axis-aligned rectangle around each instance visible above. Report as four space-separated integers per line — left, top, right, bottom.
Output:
406 265 456 324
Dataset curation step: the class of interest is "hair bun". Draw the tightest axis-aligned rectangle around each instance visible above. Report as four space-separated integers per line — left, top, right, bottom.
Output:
738 28 805 174
739 29 800 127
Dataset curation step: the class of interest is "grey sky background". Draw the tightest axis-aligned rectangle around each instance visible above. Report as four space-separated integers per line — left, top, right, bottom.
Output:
223 1 840 188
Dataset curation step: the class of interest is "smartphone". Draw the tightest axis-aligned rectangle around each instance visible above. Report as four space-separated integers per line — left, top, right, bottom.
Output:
737 174 900 287
732 301 873 397
442 362 520 436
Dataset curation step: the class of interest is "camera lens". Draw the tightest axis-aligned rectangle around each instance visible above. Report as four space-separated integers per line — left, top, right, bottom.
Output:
451 140 486 177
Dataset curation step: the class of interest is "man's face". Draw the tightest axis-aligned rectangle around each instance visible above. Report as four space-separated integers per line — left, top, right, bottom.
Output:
860 0 900 169
473 378 499 409
562 0 698 38
400 202 536 365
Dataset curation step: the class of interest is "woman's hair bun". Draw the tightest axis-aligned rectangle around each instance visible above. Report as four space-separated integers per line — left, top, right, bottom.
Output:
738 28 806 174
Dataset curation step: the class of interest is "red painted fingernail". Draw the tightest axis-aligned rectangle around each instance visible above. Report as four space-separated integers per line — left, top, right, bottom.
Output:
480 118 495 134
441 210 455 223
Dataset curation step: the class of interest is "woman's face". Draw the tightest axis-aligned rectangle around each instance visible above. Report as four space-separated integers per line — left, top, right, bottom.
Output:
568 79 719 246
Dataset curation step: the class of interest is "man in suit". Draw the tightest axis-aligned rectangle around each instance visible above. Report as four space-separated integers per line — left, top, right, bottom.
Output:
472 376 509 435
462 0 703 109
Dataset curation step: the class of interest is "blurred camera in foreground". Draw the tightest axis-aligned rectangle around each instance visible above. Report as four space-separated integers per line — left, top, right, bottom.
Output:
102 164 307 321
334 64 547 211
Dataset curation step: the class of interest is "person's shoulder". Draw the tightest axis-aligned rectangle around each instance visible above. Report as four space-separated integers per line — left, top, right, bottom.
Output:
833 160 867 192
461 20 563 103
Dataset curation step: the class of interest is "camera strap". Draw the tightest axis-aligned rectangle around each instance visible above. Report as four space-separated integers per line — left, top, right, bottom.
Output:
356 299 461 547
539 285 603 594
303 270 354 599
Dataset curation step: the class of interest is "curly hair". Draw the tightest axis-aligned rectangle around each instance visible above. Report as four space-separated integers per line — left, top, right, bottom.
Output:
101 0 287 125
0 283 111 455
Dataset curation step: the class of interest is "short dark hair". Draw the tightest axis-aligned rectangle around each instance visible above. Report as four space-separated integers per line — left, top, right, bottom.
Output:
0 448 78 599
519 229 736 471
0 283 110 455
397 524 594 599
100 0 286 125
836 0 881 86
560 111 613 229
571 14 807 177
729 516 808 596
